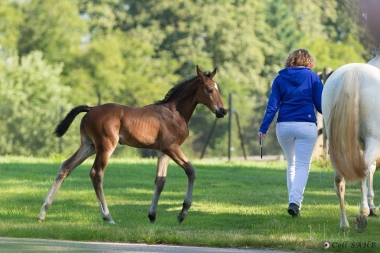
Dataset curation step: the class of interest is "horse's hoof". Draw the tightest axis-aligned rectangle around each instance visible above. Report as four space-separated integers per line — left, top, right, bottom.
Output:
353 215 368 233
341 226 349 232
37 218 44 223
148 213 156 223
369 207 377 216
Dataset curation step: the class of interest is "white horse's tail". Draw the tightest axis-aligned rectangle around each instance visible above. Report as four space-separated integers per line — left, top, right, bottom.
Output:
328 68 366 182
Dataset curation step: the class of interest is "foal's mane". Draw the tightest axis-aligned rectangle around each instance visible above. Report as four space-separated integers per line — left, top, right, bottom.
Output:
155 72 211 105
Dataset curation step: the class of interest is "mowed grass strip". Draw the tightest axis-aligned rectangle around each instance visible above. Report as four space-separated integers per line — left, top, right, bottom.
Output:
0 157 379 253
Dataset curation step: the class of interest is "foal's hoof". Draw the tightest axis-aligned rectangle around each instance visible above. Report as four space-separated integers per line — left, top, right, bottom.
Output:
353 215 368 233
102 216 115 224
177 214 185 223
148 213 156 223
37 214 45 223
37 211 46 223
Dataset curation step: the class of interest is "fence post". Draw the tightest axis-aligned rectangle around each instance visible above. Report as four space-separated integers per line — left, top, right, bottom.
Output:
200 119 218 159
228 93 232 161
97 91 102 105
58 105 63 154
233 110 247 160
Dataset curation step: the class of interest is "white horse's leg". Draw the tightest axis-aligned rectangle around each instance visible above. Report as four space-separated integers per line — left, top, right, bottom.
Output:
351 177 369 233
359 177 370 217
353 142 380 232
148 151 170 222
363 141 380 216
334 170 349 231
367 161 376 216
37 143 95 222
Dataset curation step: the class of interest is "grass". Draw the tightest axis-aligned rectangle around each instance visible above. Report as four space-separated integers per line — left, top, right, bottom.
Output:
0 156 379 252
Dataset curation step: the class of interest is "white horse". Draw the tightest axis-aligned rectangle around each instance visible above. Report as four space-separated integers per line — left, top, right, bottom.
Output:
322 54 380 232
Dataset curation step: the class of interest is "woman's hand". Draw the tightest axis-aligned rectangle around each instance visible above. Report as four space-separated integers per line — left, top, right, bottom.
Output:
257 132 266 145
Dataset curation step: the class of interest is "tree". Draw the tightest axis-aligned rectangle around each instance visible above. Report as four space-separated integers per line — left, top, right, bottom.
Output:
118 0 276 96
298 35 367 73
0 1 23 55
284 0 338 39
0 51 71 156
66 30 180 107
262 0 303 81
17 0 86 66
1 0 374 158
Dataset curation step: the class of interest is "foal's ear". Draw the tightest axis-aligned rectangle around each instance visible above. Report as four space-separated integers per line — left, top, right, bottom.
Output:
196 65 217 80
209 68 217 79
196 65 205 80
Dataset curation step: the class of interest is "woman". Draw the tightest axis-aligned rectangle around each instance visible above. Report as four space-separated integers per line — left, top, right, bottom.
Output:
257 49 323 217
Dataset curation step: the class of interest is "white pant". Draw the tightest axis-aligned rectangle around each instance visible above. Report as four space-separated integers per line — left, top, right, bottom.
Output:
276 122 317 209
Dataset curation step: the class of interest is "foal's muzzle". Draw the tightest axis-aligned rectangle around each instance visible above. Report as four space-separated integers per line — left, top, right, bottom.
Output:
215 107 228 118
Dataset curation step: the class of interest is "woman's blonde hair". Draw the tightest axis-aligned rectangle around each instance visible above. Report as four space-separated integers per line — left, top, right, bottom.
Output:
284 49 316 69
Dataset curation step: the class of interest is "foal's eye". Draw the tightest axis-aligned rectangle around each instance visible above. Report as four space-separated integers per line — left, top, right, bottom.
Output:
206 88 213 94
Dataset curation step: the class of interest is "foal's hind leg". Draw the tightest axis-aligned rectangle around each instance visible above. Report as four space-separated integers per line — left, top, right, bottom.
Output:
165 146 196 223
89 147 116 224
148 151 170 222
37 142 95 222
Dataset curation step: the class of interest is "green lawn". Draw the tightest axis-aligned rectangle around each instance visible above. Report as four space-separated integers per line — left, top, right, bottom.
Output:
0 156 379 253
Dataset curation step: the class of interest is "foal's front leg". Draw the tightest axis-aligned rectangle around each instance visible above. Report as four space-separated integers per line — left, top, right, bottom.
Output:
148 151 170 222
177 161 196 223
166 147 196 223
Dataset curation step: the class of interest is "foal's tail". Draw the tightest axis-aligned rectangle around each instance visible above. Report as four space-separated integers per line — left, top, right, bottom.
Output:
328 68 366 182
54 105 92 137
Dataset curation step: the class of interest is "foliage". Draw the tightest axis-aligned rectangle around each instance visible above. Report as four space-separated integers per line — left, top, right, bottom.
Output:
68 30 180 106
285 0 338 40
300 35 368 72
0 1 23 55
0 0 376 157
0 51 71 156
17 0 86 65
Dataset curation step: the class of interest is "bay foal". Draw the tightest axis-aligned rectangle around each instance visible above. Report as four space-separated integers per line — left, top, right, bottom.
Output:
37 66 227 224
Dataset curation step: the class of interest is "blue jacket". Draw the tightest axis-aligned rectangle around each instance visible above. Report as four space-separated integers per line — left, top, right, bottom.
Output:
259 67 323 134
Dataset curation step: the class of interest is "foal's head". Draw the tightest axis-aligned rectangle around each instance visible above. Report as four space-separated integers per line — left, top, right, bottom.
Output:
195 65 227 118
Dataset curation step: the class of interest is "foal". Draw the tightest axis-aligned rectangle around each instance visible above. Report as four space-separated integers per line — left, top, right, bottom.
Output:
37 66 227 224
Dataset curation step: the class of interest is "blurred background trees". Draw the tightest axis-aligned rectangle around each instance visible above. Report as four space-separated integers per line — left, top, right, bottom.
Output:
0 0 377 158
